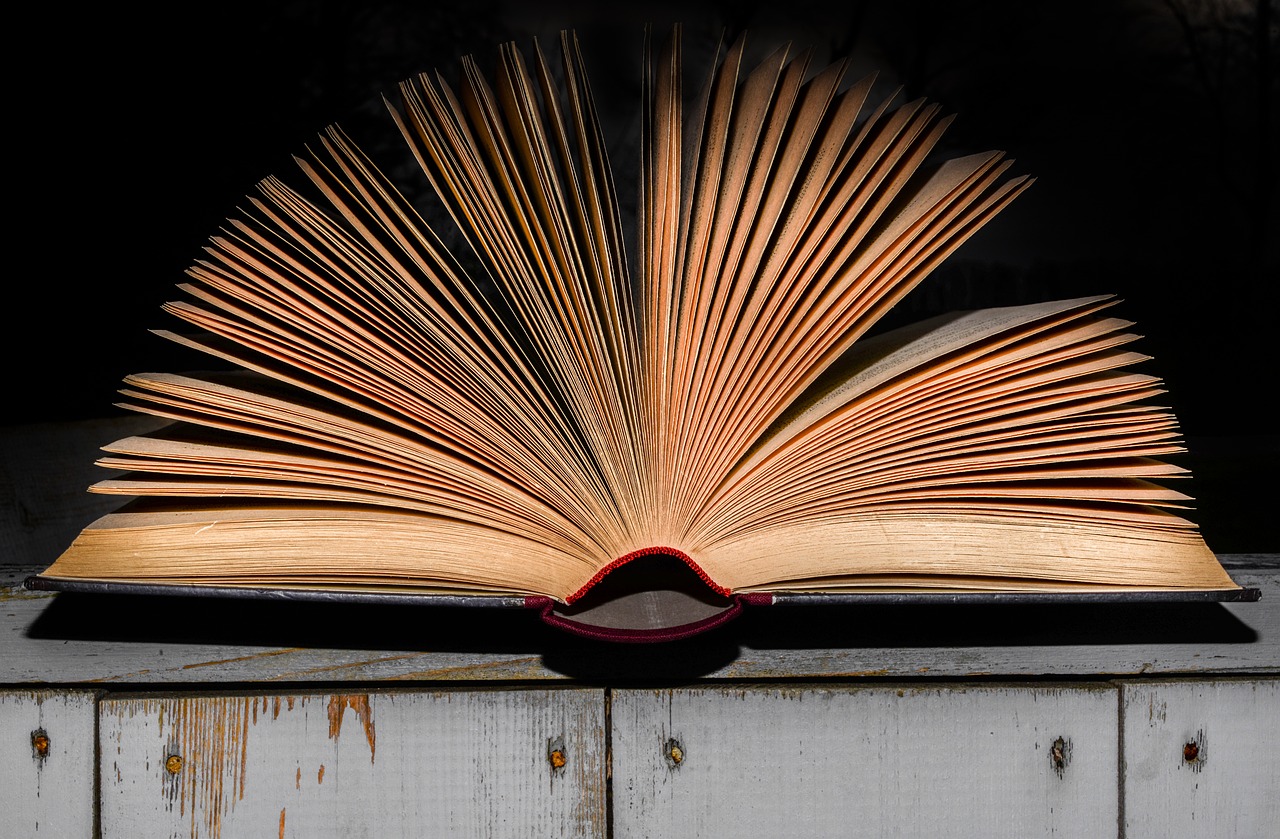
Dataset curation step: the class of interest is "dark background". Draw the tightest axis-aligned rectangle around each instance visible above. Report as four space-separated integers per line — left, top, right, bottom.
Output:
9 0 1277 549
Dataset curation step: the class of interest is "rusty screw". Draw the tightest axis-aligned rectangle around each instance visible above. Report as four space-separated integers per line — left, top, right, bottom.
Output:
1183 740 1200 763
1051 737 1066 772
546 735 567 772
31 729 50 759
165 754 184 774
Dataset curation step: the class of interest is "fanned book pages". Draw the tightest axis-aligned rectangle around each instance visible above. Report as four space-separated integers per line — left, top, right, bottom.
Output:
29 26 1255 641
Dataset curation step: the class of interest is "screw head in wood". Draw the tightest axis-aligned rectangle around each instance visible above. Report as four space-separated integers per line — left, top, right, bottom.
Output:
547 735 567 772
31 729 50 759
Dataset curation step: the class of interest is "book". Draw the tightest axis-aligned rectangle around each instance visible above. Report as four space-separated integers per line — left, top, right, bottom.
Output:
28 26 1254 641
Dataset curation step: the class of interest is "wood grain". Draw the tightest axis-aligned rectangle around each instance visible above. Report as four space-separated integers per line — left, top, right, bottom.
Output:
612 684 1120 838
99 688 606 839
1121 678 1280 838
0 689 98 838
4 563 1276 683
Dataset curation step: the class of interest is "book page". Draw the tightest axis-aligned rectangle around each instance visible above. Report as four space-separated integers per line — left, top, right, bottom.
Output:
694 512 1236 593
730 296 1113 480
40 27 1235 606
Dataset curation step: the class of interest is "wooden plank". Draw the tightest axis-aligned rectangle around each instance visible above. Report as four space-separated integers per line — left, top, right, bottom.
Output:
612 684 1119 838
4 564 1277 684
1121 678 1280 838
0 689 98 838
98 688 606 839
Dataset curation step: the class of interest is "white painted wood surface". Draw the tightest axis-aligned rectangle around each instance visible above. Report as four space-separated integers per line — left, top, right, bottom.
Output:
611 684 1120 838
98 688 606 839
0 689 98 838
5 564 1276 683
1121 678 1279 839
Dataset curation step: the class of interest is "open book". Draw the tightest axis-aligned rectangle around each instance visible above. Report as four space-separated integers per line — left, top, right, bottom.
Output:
30 26 1251 640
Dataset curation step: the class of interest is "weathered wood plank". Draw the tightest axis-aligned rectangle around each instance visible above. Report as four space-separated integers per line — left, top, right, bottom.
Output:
98 688 606 839
1121 678 1280 838
0 689 98 838
4 564 1276 683
612 684 1119 838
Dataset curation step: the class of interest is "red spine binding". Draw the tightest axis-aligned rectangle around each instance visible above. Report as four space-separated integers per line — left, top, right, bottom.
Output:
565 546 730 604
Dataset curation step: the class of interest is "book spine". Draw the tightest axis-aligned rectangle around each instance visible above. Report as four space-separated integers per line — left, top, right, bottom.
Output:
525 593 773 642
566 546 730 603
